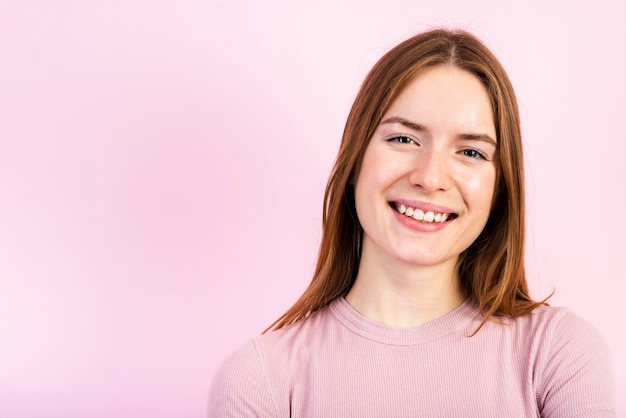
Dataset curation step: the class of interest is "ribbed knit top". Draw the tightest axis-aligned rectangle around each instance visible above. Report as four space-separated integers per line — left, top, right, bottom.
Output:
330 295 476 345
209 298 615 417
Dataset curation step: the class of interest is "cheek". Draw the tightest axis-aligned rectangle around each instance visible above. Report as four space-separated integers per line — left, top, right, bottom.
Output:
462 170 497 212
355 151 386 194
359 147 413 191
353 150 395 221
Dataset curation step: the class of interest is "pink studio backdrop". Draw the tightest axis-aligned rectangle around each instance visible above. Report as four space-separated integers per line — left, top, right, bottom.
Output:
0 1 623 416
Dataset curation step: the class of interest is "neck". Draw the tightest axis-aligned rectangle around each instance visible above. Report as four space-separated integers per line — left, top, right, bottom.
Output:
345 245 465 328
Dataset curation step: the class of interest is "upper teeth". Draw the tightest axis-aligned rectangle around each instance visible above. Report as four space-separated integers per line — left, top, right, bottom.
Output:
398 204 449 223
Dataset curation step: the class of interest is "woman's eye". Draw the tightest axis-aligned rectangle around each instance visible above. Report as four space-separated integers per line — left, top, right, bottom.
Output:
389 135 415 145
461 149 487 160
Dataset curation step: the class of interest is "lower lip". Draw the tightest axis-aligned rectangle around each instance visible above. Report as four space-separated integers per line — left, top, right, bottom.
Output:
392 208 452 232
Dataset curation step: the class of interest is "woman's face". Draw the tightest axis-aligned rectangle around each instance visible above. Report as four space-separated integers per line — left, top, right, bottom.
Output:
354 64 497 271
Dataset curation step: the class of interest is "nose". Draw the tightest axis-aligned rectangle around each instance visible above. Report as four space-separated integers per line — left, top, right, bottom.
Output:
408 148 451 192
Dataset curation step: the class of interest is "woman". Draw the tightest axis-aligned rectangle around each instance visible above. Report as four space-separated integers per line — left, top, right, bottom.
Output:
209 29 614 417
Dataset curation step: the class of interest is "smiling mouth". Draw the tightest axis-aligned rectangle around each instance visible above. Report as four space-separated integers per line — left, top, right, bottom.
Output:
391 202 458 223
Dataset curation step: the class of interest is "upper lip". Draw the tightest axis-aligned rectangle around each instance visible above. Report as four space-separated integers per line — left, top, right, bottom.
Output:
392 199 457 215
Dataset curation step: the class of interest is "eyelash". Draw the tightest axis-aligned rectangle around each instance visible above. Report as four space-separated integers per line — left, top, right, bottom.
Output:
387 136 490 161
460 149 488 160
387 135 417 145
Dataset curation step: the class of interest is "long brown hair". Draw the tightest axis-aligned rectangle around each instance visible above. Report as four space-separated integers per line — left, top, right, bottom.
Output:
266 28 548 333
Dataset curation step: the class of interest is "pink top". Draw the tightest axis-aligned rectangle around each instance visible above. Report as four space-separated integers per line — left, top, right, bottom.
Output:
208 298 615 417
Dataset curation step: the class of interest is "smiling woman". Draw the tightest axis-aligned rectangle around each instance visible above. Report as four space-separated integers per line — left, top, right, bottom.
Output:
351 66 498 310
208 29 615 417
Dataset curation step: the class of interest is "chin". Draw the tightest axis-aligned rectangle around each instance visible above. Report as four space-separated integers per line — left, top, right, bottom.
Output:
394 252 452 268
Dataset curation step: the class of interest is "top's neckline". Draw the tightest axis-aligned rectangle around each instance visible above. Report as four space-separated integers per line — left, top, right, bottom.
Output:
329 296 479 345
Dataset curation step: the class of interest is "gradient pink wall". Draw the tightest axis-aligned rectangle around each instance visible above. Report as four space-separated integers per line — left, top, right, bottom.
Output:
1 1 623 416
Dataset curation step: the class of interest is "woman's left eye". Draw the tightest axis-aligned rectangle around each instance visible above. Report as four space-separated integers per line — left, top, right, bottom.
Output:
461 149 487 160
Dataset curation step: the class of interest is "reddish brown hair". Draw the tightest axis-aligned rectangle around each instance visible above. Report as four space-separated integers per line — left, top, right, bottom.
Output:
266 28 548 333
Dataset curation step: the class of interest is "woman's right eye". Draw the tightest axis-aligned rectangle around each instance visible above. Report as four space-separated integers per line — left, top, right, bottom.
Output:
388 135 415 145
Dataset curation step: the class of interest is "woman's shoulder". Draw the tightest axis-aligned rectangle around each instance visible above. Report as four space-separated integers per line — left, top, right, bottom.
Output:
512 303 607 347
506 304 612 373
208 303 338 417
208 337 276 417
513 304 615 416
211 304 334 371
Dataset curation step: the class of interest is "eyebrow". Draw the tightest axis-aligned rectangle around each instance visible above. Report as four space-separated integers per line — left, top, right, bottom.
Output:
380 116 497 146
380 116 427 132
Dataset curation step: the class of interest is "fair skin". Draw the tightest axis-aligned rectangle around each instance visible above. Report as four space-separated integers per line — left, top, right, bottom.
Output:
346 64 498 327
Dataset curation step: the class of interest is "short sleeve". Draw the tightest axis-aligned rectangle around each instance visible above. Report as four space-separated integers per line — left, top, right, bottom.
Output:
538 310 615 417
208 340 277 418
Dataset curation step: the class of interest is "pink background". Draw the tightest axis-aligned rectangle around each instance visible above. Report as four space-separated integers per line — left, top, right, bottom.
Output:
1 1 624 416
